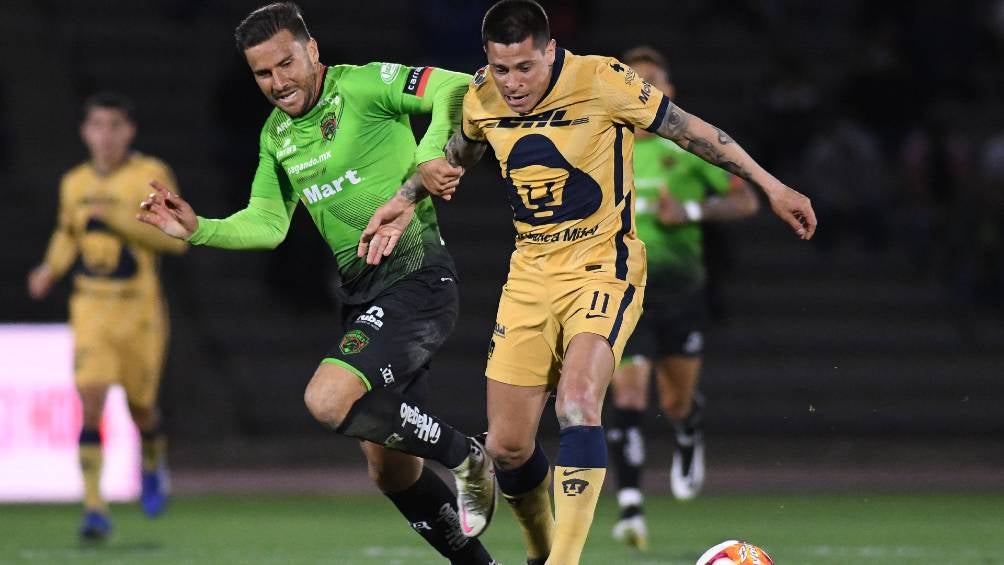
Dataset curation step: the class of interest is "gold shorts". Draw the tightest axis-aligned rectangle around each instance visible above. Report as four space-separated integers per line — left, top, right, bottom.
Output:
70 290 167 408
485 259 644 388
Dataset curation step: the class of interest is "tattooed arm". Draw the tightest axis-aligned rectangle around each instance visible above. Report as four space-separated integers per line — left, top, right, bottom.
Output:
654 101 817 239
396 131 489 204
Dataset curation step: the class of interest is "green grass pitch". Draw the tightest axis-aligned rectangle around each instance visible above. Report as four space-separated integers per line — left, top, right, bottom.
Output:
2 493 1000 564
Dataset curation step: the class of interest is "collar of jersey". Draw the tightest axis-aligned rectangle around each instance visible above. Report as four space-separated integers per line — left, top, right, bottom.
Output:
523 47 566 115
292 65 333 123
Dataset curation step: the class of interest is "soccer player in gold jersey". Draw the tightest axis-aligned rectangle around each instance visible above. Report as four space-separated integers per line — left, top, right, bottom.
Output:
27 93 186 540
361 1 816 562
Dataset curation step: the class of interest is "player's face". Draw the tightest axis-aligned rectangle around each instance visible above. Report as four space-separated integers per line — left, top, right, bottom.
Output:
485 37 556 113
80 107 135 165
244 30 321 117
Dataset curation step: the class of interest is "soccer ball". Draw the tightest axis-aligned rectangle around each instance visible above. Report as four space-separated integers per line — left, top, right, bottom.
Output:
696 540 774 565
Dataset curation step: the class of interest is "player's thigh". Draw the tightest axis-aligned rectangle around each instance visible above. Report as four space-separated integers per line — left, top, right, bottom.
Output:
485 274 559 388
559 278 644 369
358 440 423 492
70 295 121 394
304 360 369 425
119 299 168 411
486 379 549 468
611 356 652 410
326 267 459 394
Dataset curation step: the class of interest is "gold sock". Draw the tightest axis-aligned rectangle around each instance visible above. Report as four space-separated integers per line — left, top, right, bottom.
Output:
141 432 167 473
546 466 606 565
502 468 554 560
79 444 105 512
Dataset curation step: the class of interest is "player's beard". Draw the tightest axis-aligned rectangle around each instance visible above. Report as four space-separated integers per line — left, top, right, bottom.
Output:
275 68 319 118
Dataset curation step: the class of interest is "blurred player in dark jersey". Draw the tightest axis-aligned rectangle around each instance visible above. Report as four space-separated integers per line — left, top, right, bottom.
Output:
606 47 760 551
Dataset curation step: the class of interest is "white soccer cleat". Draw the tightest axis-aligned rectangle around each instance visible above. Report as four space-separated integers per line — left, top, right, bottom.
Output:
670 430 705 500
452 436 497 538
612 514 649 551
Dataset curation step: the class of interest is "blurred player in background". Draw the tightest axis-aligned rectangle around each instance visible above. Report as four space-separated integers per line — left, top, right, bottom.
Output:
606 47 760 551
138 4 498 563
27 92 186 540
360 1 815 562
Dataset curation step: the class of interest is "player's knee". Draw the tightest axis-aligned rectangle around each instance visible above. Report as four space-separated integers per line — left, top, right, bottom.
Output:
128 404 157 431
303 381 351 428
486 433 535 470
555 387 602 427
660 395 690 421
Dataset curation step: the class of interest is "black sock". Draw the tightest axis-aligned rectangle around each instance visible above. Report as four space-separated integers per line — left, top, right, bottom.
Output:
385 467 496 565
607 408 645 518
673 392 705 438
336 388 470 468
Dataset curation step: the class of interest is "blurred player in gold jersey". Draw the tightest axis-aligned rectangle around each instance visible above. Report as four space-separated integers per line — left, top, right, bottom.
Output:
27 93 186 541
361 1 816 562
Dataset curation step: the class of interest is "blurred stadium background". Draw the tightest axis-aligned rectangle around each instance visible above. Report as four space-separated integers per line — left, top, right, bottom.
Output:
1 0 1003 563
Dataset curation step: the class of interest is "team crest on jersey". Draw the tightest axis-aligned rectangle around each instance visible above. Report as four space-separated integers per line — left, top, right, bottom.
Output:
472 66 487 86
320 112 338 141
340 329 370 354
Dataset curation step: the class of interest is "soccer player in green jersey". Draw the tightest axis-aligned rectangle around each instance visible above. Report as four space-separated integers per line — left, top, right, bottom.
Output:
606 47 760 551
138 4 498 563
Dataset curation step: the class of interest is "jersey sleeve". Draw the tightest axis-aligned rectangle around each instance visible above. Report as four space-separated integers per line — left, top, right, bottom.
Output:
596 57 670 133
460 68 488 143
346 63 472 163
189 128 297 250
41 175 78 279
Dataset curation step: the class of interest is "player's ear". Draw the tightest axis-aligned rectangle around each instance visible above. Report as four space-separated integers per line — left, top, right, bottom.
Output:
543 38 556 65
307 37 319 65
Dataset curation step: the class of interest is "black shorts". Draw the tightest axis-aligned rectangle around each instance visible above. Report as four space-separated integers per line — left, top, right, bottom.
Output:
622 280 707 361
324 266 458 402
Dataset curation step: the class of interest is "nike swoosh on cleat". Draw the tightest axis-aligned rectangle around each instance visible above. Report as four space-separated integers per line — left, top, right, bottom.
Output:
562 468 589 476
460 507 476 534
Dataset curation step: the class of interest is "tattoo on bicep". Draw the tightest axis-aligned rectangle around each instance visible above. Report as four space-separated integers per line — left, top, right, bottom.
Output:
657 102 689 140
445 132 486 168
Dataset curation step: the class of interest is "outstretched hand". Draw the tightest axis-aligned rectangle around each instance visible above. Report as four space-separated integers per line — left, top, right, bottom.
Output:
138 180 198 239
765 183 816 240
358 195 416 265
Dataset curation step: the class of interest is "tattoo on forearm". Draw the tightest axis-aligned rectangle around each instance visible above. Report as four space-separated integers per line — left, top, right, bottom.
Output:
398 174 428 203
657 106 752 181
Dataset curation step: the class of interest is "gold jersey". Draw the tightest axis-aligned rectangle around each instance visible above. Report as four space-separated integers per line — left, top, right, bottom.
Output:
462 48 671 286
43 152 186 297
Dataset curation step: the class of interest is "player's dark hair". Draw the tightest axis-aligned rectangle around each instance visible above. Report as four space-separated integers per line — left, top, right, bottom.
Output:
482 0 550 50
622 46 671 80
82 92 135 122
235 2 311 51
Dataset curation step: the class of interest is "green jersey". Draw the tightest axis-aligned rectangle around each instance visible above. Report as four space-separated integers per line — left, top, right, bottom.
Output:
633 135 730 287
190 63 470 303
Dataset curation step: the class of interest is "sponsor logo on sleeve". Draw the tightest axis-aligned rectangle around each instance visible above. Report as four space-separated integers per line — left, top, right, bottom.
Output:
402 66 433 97
472 66 487 86
638 80 652 104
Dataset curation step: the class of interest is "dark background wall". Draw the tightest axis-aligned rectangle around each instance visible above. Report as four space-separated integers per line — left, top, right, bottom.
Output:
2 0 1003 448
